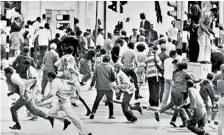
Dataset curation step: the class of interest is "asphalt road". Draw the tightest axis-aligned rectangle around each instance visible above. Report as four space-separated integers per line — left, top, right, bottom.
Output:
0 69 219 135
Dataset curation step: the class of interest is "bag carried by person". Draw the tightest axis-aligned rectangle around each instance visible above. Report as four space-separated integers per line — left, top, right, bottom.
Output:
153 53 164 75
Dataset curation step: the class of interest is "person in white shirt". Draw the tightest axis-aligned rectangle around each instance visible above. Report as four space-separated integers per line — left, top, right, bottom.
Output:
119 38 128 58
160 50 177 108
46 71 92 135
185 80 210 135
41 14 46 28
4 67 54 130
166 38 176 54
32 17 42 32
34 23 52 68
110 61 142 122
134 36 148 55
167 21 178 41
96 28 105 47
129 28 140 43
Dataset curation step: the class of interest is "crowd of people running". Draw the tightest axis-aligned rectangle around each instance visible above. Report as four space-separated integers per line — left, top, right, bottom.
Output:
0 9 224 135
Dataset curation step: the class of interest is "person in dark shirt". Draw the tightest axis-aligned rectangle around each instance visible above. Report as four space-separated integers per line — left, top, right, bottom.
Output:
60 31 81 59
111 39 123 64
49 33 62 57
12 46 35 78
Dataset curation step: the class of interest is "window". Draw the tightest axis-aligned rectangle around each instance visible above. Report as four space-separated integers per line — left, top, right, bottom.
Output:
56 14 70 21
56 23 70 29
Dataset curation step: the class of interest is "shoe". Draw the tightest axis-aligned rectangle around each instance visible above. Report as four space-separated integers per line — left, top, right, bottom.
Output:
9 123 21 130
90 114 94 119
47 117 54 128
109 116 116 119
88 133 92 135
130 119 138 123
29 116 38 121
80 82 86 86
137 105 143 115
104 101 108 106
86 110 92 116
71 103 79 107
63 119 71 130
138 95 143 99
142 106 150 110
214 121 218 125
170 121 177 127
179 124 186 128
130 117 138 123
154 112 160 121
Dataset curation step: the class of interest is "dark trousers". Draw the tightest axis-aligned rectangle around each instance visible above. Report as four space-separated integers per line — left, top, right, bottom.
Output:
189 29 199 62
123 68 140 99
187 107 207 135
37 46 48 67
122 92 137 121
92 90 114 117
171 107 190 124
147 77 160 107
11 96 48 124
81 72 91 83
160 77 164 102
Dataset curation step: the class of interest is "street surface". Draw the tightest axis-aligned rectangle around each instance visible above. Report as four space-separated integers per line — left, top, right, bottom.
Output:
0 69 219 135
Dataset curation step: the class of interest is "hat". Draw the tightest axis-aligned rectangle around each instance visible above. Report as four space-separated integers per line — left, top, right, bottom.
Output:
114 61 123 69
132 28 138 31
50 43 57 50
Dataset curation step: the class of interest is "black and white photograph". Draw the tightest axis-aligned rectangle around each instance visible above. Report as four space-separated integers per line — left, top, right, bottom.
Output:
0 1 224 135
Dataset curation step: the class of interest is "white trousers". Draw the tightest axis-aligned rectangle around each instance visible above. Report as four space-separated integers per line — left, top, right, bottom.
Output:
217 97 224 135
198 33 211 62
49 101 88 135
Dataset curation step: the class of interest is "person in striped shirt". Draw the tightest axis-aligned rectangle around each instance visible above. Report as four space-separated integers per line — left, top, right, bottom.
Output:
145 46 163 107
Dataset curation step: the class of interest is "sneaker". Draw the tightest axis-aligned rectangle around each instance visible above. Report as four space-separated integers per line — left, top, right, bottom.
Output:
154 111 160 121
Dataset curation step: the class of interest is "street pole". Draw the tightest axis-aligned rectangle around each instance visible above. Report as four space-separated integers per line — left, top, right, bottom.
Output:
94 1 98 44
219 1 224 47
104 1 107 38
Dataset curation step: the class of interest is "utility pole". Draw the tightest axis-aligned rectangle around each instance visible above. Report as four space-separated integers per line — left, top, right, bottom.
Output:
94 1 98 44
104 1 107 38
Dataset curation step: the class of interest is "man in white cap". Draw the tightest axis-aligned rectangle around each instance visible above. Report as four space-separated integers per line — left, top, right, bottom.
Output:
41 43 59 95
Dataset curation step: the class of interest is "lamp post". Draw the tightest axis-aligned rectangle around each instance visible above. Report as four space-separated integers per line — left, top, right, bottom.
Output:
94 1 98 44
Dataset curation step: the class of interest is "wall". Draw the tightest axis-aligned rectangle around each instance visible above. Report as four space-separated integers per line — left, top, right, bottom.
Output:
106 1 174 36
21 1 79 22
21 1 175 36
